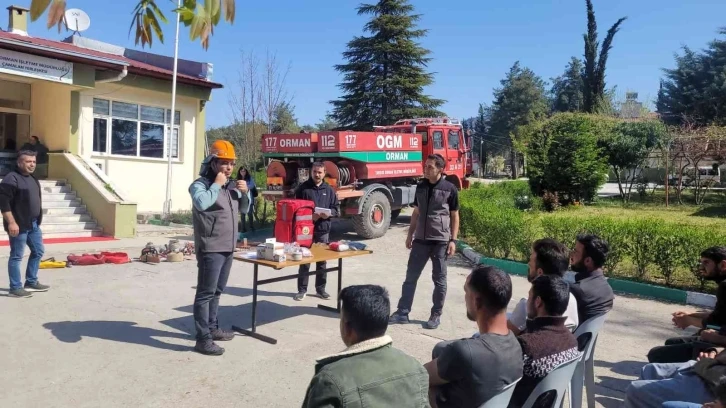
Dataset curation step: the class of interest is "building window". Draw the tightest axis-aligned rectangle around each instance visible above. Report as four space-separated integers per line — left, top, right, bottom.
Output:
93 118 107 153
433 131 444 149
448 130 460 150
92 98 180 159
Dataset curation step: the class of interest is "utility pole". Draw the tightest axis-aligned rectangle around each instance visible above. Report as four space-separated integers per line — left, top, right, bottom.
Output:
479 140 484 177
163 0 182 218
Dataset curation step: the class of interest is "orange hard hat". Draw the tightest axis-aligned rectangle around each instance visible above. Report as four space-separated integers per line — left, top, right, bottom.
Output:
209 140 236 160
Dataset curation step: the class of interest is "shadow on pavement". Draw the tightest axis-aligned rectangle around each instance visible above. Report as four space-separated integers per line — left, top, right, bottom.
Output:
596 395 625 408
43 321 192 352
598 375 634 393
596 359 646 377
192 286 293 299
592 380 628 407
161 300 339 336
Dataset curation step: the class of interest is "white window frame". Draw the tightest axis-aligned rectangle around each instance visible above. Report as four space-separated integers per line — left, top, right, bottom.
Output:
91 97 181 161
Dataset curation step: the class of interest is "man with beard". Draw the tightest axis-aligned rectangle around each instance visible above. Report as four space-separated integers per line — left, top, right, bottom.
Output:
647 247 726 364
569 233 614 323
508 275 581 408
424 265 522 408
508 238 579 334
189 140 248 356
390 154 460 330
294 161 340 301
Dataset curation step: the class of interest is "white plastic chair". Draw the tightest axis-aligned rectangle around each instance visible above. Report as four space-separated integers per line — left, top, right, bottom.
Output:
569 313 608 408
479 377 521 408
521 358 580 408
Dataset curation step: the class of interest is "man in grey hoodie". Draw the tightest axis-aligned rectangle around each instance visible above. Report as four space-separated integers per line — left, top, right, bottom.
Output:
189 140 248 356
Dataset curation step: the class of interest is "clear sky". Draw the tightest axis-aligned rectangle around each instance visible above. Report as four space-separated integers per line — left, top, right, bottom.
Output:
7 0 726 129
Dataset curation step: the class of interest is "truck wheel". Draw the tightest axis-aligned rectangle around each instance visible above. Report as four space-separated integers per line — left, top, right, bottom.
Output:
352 191 391 239
390 209 402 221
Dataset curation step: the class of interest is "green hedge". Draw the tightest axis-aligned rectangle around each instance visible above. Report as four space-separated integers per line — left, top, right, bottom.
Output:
460 182 726 293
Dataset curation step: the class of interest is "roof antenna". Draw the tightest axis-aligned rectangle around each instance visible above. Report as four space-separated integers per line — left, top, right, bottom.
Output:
63 8 91 36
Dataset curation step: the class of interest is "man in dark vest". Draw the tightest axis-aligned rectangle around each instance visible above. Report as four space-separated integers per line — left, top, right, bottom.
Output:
189 140 248 356
390 154 460 329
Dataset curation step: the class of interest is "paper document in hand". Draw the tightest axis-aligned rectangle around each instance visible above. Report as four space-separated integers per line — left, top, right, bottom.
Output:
315 207 332 216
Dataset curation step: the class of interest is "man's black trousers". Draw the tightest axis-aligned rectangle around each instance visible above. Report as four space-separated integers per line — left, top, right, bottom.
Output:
193 251 233 341
647 335 717 363
297 233 329 293
396 240 448 316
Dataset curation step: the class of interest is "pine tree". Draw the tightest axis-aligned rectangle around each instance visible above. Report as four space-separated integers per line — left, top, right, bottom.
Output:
330 0 445 129
657 28 726 126
489 62 549 178
271 103 300 133
315 113 340 131
550 57 585 113
582 0 627 113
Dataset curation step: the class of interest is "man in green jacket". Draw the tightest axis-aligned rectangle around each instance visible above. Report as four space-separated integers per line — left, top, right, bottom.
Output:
302 285 430 408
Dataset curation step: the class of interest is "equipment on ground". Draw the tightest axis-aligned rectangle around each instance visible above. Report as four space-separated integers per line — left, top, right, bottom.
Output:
261 117 473 239
39 258 70 269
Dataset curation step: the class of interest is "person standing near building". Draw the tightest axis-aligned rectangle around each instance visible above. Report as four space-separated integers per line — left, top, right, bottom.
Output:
236 166 257 233
294 162 339 301
390 154 460 329
0 150 48 298
189 140 248 356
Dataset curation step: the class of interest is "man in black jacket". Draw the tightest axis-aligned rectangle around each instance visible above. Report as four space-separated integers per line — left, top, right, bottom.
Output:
647 246 726 363
569 233 614 323
294 162 340 301
0 150 49 298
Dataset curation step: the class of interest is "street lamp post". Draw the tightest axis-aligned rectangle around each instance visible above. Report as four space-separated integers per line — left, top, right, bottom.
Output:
479 140 484 177
163 0 182 218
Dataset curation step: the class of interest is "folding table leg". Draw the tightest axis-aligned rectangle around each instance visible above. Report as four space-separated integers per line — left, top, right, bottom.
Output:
233 264 278 345
318 258 343 314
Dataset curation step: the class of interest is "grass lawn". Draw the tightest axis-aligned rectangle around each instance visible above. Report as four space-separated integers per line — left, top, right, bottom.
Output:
460 181 726 294
542 192 726 292
577 189 726 228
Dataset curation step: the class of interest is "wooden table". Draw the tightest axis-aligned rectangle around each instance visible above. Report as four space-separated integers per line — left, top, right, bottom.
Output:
232 244 373 345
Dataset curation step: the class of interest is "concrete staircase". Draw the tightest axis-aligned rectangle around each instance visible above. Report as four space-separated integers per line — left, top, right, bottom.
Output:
40 179 104 239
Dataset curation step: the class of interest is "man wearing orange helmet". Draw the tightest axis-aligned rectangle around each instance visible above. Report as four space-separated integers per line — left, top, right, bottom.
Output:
189 140 248 356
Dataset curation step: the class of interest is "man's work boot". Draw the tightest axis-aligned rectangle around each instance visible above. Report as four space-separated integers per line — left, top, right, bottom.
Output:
194 340 224 356
211 328 235 341
316 289 331 300
294 291 306 301
389 310 410 324
424 313 441 330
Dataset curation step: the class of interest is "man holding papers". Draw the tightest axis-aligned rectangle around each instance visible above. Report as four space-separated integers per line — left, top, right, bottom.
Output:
293 162 340 301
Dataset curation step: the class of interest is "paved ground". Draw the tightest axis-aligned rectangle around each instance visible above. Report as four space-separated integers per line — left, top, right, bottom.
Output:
0 215 705 408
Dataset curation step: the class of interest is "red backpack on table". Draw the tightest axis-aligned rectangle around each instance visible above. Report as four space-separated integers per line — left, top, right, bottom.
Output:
275 199 315 247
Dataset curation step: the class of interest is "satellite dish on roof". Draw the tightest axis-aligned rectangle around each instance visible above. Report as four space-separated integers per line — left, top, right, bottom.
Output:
64 9 91 35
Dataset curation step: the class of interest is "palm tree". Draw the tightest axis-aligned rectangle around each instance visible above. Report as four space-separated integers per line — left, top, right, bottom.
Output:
582 0 626 113
29 0 235 49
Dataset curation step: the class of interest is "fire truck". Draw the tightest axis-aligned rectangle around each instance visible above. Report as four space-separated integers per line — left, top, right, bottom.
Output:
261 117 473 239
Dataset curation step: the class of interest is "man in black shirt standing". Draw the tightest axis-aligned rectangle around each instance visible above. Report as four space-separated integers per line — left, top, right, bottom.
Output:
569 233 614 323
294 162 340 301
0 150 49 298
390 154 460 329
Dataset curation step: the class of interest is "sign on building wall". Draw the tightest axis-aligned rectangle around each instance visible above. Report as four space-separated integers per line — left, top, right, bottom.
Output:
0 49 73 84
